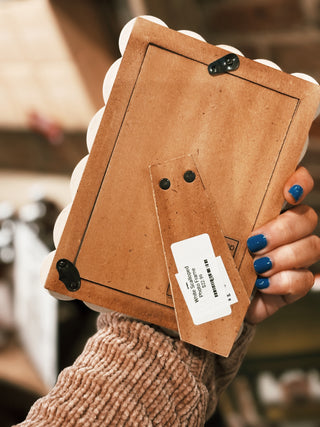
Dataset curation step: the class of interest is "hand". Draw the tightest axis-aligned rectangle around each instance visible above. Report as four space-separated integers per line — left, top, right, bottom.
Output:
245 166 320 324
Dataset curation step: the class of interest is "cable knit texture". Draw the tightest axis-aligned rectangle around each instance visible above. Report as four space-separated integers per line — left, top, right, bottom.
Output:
15 312 255 426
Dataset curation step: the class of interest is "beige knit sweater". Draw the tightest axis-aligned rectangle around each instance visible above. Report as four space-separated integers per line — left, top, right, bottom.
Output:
16 312 255 426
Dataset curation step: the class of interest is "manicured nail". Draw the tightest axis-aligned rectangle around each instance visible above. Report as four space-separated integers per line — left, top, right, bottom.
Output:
247 234 267 253
254 257 272 274
288 184 303 202
255 277 270 289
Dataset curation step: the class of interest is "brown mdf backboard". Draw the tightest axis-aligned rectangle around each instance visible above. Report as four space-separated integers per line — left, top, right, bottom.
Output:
45 18 320 355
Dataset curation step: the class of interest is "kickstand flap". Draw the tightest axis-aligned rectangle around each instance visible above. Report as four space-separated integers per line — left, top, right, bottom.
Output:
150 155 250 357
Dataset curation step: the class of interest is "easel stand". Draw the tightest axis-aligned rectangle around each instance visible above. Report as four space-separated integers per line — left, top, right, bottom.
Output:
150 155 249 355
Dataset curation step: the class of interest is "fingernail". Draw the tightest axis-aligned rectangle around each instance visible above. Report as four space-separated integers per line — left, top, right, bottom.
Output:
254 257 272 274
255 277 270 289
288 184 303 202
247 234 267 253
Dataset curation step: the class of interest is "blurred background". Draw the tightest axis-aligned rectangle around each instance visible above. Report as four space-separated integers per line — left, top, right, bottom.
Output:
0 0 320 426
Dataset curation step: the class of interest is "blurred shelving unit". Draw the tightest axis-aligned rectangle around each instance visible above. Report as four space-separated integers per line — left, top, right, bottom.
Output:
0 1 118 424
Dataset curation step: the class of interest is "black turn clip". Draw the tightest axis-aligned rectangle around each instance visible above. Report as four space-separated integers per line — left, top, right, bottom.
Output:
56 259 81 292
208 53 240 76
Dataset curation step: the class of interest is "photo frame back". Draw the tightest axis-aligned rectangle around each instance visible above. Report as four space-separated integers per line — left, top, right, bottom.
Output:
44 18 320 356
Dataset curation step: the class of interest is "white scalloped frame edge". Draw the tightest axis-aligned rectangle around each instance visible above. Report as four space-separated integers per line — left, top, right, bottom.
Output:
42 15 320 311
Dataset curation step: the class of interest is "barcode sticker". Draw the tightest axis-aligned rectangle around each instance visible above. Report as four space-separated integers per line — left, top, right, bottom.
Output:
171 234 236 325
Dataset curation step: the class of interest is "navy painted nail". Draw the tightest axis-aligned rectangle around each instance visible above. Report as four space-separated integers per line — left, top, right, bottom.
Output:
254 257 272 274
288 184 303 202
247 234 267 253
255 277 270 289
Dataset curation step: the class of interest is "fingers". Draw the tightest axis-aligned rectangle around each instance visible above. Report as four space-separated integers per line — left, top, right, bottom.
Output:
248 204 320 290
245 269 316 324
247 204 318 255
283 166 314 205
246 166 318 324
253 235 320 277
255 269 315 302
246 293 288 324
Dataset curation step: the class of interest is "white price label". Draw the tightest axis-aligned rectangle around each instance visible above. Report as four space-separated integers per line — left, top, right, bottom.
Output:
171 234 237 325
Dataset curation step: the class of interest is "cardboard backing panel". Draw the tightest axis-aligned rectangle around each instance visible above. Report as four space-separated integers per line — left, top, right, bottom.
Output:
45 18 320 353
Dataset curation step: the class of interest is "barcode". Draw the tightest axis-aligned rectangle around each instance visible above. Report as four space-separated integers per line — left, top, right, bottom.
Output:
204 259 218 298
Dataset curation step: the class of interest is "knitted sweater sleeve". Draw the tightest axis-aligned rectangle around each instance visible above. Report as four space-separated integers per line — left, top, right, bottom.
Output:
15 312 255 427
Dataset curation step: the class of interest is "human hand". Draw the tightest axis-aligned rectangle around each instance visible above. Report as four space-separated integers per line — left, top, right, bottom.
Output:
245 166 320 324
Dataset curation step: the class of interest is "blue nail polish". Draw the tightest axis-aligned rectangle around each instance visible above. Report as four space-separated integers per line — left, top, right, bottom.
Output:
254 257 272 274
255 277 270 289
289 184 303 202
247 234 267 253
